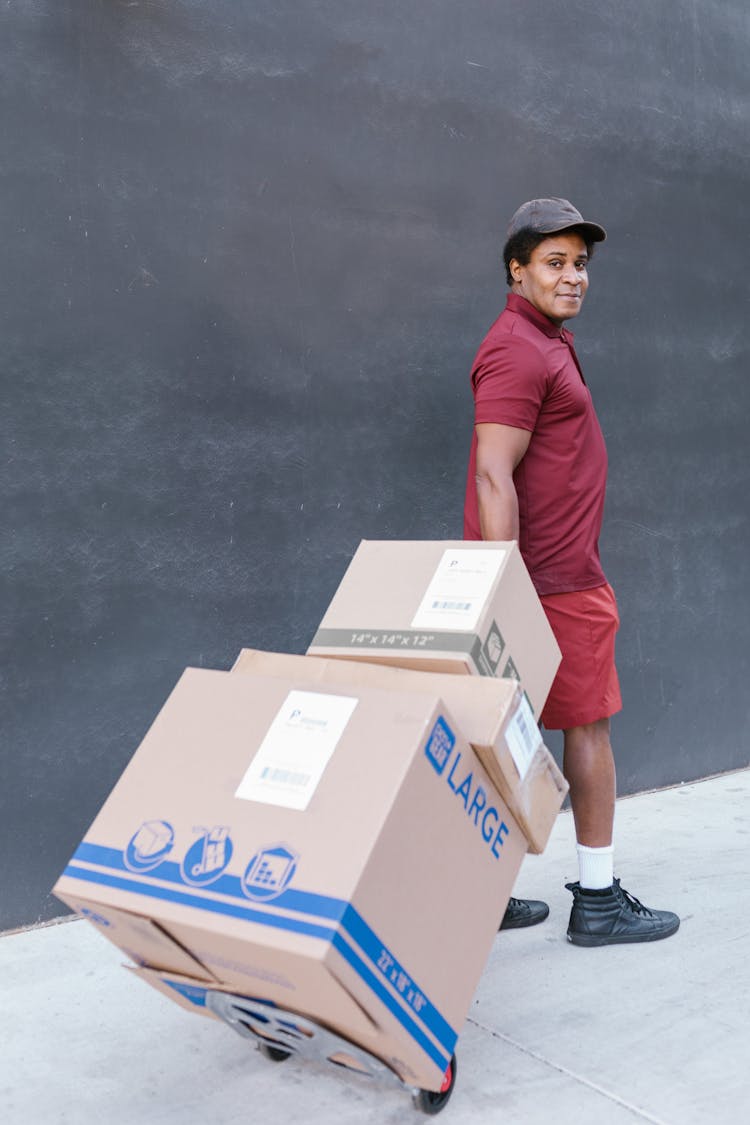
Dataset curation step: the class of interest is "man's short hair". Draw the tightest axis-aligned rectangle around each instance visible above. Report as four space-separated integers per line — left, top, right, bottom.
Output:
502 226 597 286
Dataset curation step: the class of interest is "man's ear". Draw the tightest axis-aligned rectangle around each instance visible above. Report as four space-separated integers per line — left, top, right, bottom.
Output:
509 258 523 284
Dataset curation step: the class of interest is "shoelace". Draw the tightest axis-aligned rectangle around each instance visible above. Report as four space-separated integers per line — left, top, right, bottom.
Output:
613 878 656 917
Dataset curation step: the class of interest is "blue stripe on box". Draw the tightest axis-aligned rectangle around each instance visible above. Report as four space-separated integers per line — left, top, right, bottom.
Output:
72 842 348 922
65 863 336 940
341 904 456 1055
164 979 209 1007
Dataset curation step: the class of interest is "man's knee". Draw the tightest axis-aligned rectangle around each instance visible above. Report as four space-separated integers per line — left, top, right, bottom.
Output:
564 717 611 753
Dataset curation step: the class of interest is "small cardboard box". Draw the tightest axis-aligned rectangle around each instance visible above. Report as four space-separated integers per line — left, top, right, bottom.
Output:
232 650 568 854
54 666 528 1091
307 540 561 718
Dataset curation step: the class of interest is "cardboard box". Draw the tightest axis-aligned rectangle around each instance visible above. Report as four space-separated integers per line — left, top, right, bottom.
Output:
232 649 568 854
307 540 561 717
54 667 529 1091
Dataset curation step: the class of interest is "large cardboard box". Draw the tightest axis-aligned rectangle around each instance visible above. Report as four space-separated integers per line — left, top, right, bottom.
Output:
232 649 568 854
307 540 561 717
54 667 529 1091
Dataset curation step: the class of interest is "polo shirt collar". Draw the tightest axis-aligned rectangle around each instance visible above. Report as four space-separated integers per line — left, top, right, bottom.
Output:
506 292 574 343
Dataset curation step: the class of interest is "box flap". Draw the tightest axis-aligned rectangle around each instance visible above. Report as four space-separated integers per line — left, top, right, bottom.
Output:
57 893 220 981
232 649 520 749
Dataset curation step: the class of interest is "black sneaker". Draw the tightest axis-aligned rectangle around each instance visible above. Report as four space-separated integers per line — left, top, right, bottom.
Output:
499 896 550 931
566 878 680 947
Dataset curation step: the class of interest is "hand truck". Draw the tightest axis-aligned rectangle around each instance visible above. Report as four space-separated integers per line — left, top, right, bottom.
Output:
206 989 457 1115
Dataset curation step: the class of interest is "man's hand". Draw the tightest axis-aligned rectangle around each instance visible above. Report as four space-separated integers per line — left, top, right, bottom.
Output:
475 423 532 541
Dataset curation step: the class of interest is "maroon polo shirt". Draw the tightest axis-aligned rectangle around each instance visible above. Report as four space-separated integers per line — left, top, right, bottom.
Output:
463 292 608 596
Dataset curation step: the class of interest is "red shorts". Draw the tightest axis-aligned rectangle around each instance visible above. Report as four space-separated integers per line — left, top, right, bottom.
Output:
539 582 623 730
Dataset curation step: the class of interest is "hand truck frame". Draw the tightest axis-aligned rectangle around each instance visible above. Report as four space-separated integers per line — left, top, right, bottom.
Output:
206 989 457 1115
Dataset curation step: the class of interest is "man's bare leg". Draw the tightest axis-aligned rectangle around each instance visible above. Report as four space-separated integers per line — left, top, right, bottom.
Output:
562 717 616 847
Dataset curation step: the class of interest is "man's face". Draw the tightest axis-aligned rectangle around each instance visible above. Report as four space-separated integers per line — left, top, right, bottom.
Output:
510 232 589 325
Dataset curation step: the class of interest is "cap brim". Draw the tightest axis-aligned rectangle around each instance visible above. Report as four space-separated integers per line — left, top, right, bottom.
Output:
546 220 606 242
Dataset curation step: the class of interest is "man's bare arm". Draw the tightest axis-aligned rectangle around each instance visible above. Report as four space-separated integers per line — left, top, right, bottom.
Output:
475 423 532 541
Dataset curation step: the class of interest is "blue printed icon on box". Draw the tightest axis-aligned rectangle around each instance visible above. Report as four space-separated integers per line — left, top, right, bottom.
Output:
124 820 174 873
242 844 298 901
181 826 233 887
424 716 456 776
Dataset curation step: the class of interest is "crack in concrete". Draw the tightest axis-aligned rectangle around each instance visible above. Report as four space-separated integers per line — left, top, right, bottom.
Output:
465 1016 671 1124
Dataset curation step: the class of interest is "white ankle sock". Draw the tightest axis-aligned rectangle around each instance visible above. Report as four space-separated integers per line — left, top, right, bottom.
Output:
577 844 614 890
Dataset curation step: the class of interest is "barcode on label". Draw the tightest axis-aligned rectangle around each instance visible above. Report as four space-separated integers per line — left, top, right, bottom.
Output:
506 699 541 781
431 600 472 611
516 710 534 752
260 767 311 788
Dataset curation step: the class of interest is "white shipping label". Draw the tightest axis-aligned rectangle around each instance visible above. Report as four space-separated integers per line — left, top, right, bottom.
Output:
235 691 358 811
504 694 543 781
410 548 506 632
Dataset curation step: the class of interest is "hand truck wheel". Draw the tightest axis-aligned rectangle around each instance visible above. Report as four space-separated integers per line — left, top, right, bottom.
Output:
412 1054 457 1115
257 1041 292 1062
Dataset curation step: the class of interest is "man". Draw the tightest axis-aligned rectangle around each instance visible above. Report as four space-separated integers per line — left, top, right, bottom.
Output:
464 198 679 946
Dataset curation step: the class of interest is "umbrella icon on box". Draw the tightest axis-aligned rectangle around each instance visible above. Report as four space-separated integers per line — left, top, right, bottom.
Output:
124 820 175 873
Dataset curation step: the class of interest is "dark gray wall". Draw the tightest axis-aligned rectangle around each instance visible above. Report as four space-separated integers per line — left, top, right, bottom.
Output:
2 1 748 931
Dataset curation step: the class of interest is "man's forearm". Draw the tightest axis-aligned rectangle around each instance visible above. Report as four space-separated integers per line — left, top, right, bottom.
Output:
476 474 520 541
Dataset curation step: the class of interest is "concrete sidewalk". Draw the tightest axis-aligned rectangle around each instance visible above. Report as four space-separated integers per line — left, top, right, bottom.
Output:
2 769 748 1125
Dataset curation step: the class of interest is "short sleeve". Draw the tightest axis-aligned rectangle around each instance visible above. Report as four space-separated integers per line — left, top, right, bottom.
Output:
471 334 547 432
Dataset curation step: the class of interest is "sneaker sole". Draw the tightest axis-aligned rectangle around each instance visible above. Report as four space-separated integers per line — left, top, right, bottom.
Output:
500 914 549 930
567 918 680 947
499 906 550 931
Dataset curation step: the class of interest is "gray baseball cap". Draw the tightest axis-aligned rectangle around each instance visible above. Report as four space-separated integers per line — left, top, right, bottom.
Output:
507 197 607 242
